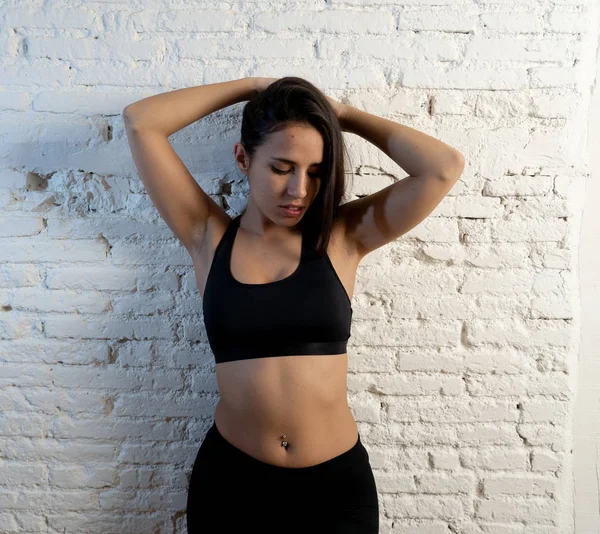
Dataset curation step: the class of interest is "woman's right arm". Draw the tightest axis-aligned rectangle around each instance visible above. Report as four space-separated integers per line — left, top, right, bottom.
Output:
122 77 257 255
123 77 258 136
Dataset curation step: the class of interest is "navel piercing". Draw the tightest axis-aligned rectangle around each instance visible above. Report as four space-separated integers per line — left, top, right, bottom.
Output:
280 434 289 449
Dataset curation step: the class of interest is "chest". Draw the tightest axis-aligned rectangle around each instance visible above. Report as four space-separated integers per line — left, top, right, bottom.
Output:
193 218 358 304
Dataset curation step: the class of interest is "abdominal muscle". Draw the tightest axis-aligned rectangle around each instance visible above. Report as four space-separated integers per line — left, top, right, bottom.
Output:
213 352 359 468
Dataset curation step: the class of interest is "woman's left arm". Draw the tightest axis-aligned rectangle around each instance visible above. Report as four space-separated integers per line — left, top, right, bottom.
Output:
339 104 464 180
335 104 465 260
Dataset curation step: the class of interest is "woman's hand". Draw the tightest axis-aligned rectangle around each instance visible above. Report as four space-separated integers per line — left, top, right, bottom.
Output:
324 94 347 124
252 77 279 96
251 77 347 124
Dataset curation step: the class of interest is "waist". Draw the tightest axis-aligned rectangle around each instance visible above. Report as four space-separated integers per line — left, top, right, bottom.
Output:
212 353 355 467
216 353 349 413
214 398 358 468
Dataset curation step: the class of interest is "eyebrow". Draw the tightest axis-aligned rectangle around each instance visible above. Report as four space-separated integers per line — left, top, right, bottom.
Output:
272 157 323 167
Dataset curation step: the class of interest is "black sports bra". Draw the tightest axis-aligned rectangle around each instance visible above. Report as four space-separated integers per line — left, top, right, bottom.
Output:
202 214 353 364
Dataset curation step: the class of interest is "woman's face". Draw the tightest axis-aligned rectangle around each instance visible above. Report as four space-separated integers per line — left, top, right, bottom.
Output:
235 123 324 224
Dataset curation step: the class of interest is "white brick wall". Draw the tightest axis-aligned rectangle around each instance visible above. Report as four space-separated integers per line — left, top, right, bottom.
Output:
1 1 598 533
574 35 600 534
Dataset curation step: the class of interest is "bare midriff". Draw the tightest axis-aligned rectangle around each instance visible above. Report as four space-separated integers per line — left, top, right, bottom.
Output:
213 352 359 468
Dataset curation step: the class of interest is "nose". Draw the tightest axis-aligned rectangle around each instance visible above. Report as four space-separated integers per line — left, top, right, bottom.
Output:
287 171 312 198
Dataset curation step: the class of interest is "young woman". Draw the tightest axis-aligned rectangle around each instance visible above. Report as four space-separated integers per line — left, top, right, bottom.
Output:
123 76 464 533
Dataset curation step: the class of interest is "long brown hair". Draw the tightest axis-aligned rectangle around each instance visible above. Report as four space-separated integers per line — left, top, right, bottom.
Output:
239 76 352 257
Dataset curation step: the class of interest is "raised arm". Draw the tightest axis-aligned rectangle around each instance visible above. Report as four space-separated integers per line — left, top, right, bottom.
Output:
122 78 257 255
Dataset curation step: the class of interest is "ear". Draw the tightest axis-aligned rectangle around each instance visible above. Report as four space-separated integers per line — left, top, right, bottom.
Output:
233 142 250 175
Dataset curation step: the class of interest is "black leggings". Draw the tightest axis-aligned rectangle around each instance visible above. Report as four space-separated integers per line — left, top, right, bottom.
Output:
186 420 379 533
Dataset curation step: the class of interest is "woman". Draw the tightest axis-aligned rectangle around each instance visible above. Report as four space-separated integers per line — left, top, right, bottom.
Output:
123 76 464 533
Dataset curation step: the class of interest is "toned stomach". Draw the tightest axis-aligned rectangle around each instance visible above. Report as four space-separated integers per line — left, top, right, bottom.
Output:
213 352 358 468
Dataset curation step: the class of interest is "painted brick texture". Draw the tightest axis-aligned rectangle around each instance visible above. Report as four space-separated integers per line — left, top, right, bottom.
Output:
1 1 599 533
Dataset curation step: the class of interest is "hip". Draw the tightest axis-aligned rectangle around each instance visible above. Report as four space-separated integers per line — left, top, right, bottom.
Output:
187 417 379 532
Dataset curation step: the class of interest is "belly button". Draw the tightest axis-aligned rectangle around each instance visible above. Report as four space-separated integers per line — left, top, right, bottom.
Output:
280 434 289 450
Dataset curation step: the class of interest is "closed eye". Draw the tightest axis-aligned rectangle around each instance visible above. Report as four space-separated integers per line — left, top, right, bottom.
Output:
271 166 320 178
